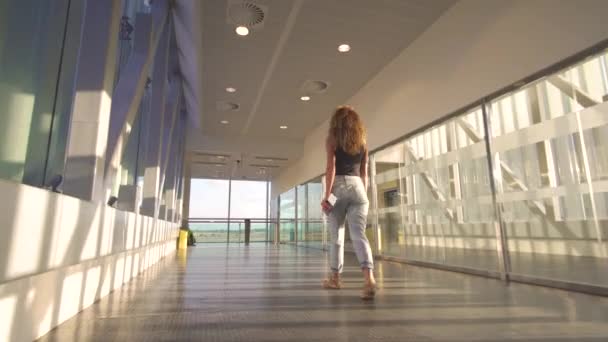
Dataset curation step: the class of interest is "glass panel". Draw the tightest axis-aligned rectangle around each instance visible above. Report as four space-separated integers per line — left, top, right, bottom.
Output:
135 94 150 190
229 180 268 243
266 182 271 241
230 180 268 219
280 188 296 243
228 220 243 244
190 221 228 243
115 0 152 86
269 196 278 243
306 177 324 249
45 0 85 186
366 161 377 253
489 48 608 286
0 0 73 186
296 184 306 244
116 87 150 192
372 107 499 272
250 221 269 242
374 143 406 257
188 179 230 243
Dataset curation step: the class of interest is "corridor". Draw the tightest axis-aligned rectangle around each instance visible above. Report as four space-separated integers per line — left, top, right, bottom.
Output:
38 246 608 342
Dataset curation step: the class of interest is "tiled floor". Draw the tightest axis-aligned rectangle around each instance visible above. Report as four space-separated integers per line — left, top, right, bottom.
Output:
38 244 608 341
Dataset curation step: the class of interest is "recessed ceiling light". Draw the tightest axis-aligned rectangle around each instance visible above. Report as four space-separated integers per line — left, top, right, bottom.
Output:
226 87 236 93
300 96 311 101
220 120 229 124
266 159 273 162
235 26 249 36
215 164 223 167
218 156 226 160
338 44 351 53
280 125 288 130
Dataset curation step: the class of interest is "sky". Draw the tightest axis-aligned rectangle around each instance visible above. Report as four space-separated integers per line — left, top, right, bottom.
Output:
189 179 268 219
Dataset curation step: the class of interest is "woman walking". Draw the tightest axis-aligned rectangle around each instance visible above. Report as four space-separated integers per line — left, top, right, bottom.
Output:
321 105 376 300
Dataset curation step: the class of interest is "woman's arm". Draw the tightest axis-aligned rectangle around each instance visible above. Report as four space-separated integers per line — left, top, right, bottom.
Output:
360 147 368 190
324 137 336 201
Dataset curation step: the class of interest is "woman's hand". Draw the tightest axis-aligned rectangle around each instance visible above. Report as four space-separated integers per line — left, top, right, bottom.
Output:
321 199 332 214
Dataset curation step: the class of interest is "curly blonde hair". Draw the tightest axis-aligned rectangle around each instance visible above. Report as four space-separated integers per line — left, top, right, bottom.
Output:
329 105 366 155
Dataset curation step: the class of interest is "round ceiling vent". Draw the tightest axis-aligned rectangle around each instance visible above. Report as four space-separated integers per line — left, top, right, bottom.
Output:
216 101 240 112
228 2 266 28
301 80 330 94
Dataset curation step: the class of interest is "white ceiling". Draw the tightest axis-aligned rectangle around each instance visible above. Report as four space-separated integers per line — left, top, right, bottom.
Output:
175 0 456 180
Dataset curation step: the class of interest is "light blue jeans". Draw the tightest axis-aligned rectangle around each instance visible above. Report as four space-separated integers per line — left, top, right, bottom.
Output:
328 176 374 273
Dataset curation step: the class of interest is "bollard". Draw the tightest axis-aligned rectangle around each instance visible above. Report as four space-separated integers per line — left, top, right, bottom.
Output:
244 219 251 245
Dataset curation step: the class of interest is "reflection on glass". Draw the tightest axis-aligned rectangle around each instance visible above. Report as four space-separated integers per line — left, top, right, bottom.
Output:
190 221 228 243
115 0 152 86
373 108 499 271
0 0 72 186
269 197 278 243
280 188 296 243
229 180 268 243
374 143 405 257
189 179 270 243
189 179 230 242
115 87 151 195
366 171 377 253
230 180 268 219
306 178 325 249
296 184 306 244
489 49 608 286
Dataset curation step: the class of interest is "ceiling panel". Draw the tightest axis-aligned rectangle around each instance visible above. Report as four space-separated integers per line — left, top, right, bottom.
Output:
248 0 456 139
183 0 456 180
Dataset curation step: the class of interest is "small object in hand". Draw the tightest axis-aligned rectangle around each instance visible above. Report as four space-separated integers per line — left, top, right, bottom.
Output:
327 193 337 206
322 194 338 214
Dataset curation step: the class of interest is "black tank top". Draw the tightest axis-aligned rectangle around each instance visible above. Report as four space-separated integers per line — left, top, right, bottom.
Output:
335 145 365 176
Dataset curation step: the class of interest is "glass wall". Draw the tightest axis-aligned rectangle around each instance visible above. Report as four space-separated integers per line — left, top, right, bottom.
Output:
0 0 80 187
296 184 306 243
306 177 325 249
45 0 86 187
230 180 268 242
487 49 608 286
277 177 328 249
116 85 151 194
372 108 498 271
374 143 406 258
188 179 271 243
189 179 230 243
115 0 152 86
279 188 296 243
367 47 608 287
268 194 277 243
109 0 155 197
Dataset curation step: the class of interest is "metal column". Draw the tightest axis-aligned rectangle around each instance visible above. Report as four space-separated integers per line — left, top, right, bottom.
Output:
481 101 511 281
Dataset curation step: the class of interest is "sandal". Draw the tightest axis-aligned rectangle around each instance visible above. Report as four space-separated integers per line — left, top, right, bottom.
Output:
360 280 376 300
322 274 343 289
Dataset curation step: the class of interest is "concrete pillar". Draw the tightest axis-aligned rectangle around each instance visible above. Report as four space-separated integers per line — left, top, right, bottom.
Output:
62 0 122 201
117 184 140 212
